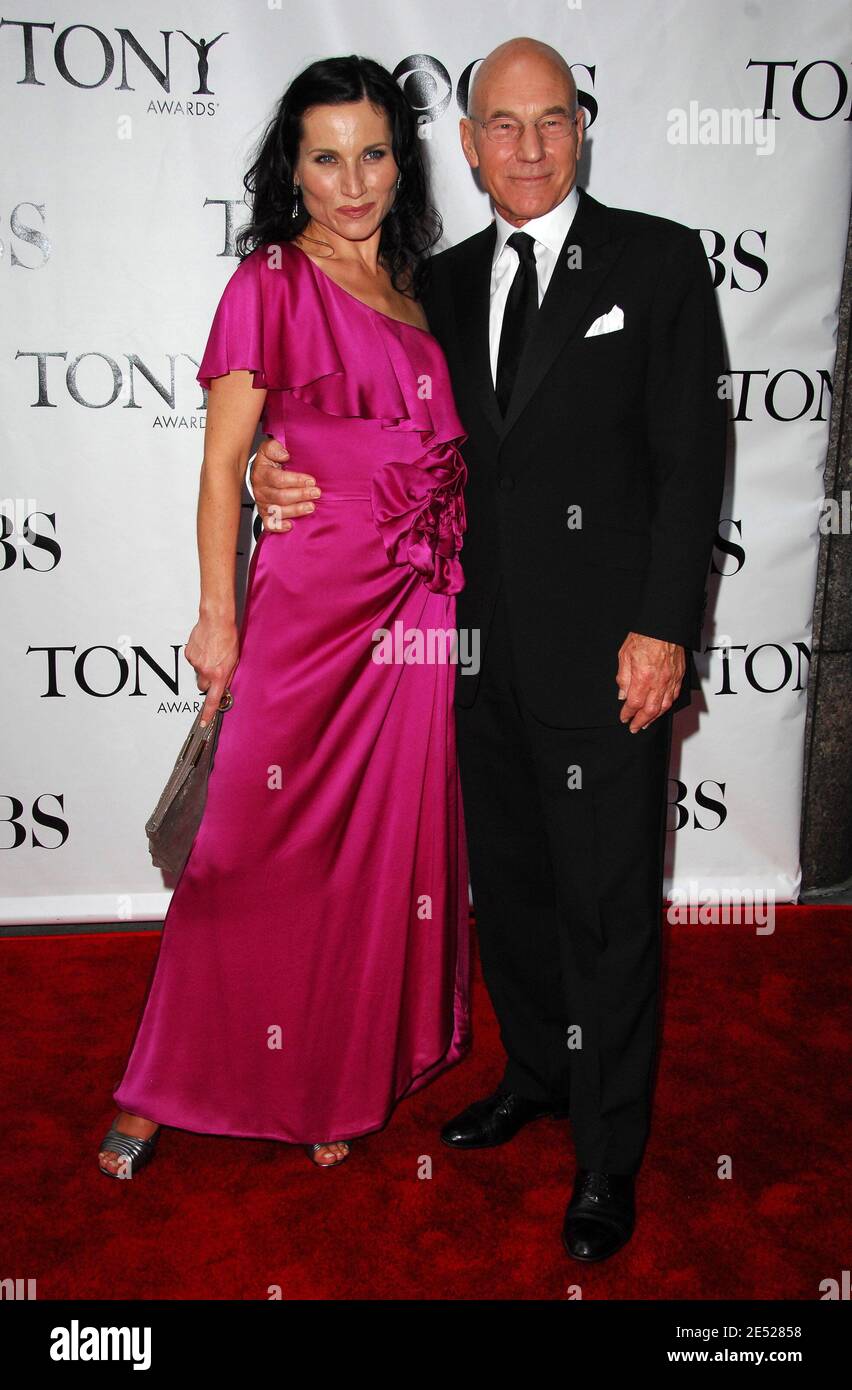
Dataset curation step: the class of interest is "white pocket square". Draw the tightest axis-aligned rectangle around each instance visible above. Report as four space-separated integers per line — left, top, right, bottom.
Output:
584 304 624 337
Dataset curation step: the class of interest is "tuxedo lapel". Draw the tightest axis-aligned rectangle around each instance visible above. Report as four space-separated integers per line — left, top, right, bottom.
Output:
499 188 623 441
449 222 503 439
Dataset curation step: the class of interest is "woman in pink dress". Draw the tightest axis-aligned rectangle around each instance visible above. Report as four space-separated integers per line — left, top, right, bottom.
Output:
99 55 470 1173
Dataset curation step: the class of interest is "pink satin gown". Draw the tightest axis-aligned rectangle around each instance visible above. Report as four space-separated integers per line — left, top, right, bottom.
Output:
113 240 471 1143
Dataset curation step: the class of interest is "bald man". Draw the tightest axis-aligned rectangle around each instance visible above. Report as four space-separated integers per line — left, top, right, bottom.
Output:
250 38 726 1263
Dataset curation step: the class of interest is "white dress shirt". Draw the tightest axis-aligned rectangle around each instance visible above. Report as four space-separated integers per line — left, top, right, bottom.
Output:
489 184 581 386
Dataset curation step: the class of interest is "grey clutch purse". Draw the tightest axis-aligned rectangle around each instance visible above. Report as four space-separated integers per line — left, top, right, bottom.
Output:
145 688 233 876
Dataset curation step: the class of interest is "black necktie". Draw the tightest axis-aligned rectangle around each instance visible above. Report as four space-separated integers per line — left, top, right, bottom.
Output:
495 231 539 416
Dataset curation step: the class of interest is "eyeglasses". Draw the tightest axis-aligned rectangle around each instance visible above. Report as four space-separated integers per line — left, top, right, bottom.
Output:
475 112 579 144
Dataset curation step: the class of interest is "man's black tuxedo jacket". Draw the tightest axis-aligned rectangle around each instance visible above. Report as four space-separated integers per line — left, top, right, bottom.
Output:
420 187 728 727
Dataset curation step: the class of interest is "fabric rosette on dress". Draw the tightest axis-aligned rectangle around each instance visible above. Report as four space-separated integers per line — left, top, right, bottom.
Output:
370 439 467 596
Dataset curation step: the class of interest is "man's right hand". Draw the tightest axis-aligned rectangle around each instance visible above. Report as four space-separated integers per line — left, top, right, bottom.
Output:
249 435 321 531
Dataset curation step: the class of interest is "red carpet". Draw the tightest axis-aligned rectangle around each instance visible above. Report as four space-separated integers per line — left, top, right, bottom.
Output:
0 906 848 1300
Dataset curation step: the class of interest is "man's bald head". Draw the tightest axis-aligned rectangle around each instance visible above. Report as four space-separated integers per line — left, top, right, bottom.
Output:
459 36 584 227
468 37 577 121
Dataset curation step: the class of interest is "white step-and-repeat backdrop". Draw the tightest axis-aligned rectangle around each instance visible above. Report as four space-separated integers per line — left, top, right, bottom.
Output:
2 1 850 923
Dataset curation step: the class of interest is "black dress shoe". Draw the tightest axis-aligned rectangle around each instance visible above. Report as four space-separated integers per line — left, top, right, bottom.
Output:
441 1086 568 1148
562 1168 636 1262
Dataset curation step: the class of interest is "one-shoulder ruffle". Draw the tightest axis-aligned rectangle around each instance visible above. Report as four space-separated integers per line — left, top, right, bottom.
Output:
198 242 455 438
196 240 468 596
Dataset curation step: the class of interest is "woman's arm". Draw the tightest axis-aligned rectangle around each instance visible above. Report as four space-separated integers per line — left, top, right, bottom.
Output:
185 369 267 725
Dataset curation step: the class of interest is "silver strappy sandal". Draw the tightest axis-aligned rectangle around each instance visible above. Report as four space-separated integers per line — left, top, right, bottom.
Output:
98 1124 161 1179
305 1140 352 1167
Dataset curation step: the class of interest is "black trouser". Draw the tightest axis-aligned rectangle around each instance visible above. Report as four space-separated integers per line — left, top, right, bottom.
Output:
455 583 674 1174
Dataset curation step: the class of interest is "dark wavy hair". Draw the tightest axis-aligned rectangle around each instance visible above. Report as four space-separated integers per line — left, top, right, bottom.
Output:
235 55 442 297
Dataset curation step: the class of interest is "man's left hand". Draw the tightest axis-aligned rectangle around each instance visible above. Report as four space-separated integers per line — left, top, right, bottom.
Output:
616 632 685 732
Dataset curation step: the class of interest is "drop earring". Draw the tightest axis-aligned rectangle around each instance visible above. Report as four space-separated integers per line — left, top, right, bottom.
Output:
291 181 301 219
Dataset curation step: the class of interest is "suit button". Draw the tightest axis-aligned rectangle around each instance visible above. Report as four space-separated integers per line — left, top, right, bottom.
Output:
499 476 515 491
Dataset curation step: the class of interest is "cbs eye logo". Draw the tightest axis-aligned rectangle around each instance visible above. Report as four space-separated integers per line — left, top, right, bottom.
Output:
393 55 454 125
